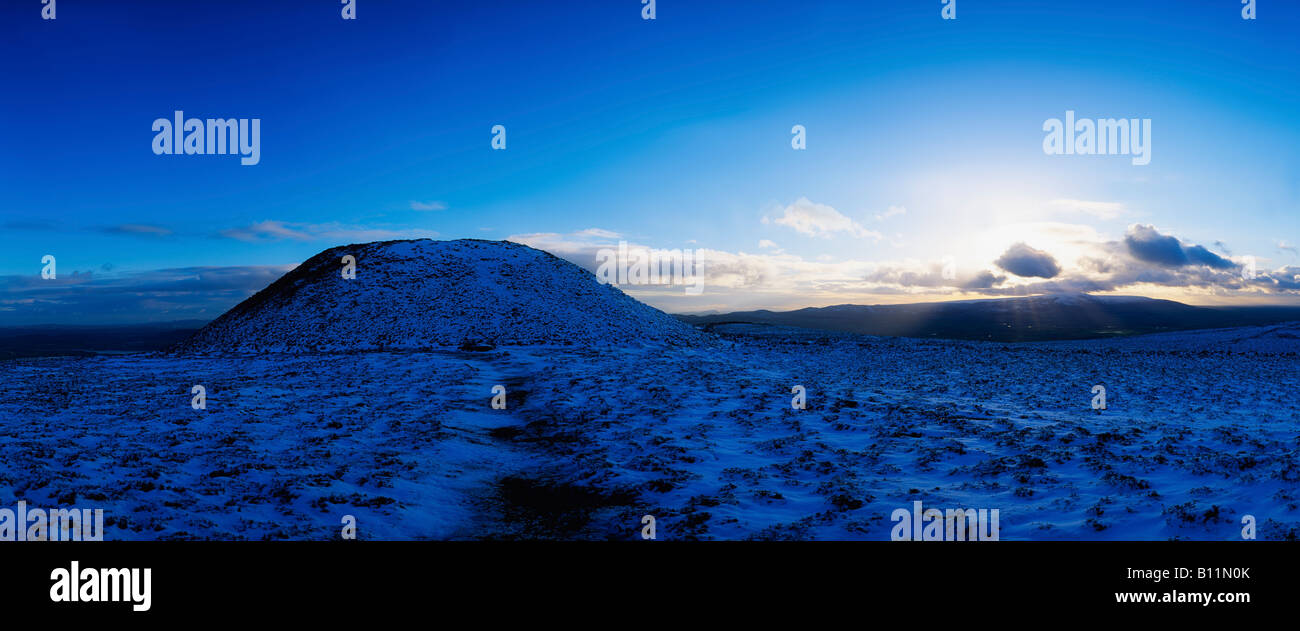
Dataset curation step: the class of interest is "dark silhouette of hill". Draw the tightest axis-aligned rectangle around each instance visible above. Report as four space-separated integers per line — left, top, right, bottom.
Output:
0 322 205 359
676 294 1300 342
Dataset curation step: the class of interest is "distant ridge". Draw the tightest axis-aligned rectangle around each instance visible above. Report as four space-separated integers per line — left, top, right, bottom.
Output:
174 239 700 353
677 293 1300 342
0 322 205 359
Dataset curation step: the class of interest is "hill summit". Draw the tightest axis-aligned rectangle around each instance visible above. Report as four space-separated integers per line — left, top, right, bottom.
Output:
175 239 700 353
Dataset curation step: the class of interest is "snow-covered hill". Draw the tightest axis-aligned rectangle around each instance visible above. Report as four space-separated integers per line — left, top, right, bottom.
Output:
174 239 701 353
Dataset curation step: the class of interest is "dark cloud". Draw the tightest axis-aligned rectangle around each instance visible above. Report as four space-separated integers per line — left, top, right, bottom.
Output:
1124 224 1188 266
1183 244 1234 270
1265 266 1300 291
995 243 1061 278
1124 224 1233 270
860 224 1299 298
963 270 1006 289
851 222 1300 299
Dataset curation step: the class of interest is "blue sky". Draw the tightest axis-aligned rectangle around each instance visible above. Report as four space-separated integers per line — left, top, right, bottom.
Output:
2 0 1298 324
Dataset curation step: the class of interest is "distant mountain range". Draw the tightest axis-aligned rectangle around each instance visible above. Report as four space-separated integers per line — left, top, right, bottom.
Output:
0 321 206 360
675 294 1300 342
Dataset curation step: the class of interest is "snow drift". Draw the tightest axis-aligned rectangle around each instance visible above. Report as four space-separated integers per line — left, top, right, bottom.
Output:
174 239 701 353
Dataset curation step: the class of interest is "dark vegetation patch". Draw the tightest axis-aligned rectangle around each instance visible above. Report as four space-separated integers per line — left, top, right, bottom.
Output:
487 475 640 539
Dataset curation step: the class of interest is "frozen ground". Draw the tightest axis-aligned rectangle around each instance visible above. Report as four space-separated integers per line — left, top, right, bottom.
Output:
1 323 1297 540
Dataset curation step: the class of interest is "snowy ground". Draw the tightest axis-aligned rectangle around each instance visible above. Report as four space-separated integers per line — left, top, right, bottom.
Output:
1 323 1297 540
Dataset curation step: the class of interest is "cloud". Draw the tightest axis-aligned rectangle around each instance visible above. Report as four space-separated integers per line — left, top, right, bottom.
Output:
220 221 312 242
863 261 1005 291
409 201 447 211
963 270 1006 289
768 197 882 240
504 223 1300 311
4 219 175 238
505 230 619 264
1278 240 1298 257
220 220 438 243
1048 198 1125 220
1124 224 1187 266
758 239 779 249
507 230 876 295
0 265 291 325
995 243 1062 278
1183 244 1235 269
874 205 907 221
1267 266 1300 290
1123 224 1232 269
98 224 174 238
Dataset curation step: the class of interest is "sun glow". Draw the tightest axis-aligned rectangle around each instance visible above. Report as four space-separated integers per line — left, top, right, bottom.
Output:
963 221 1109 283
